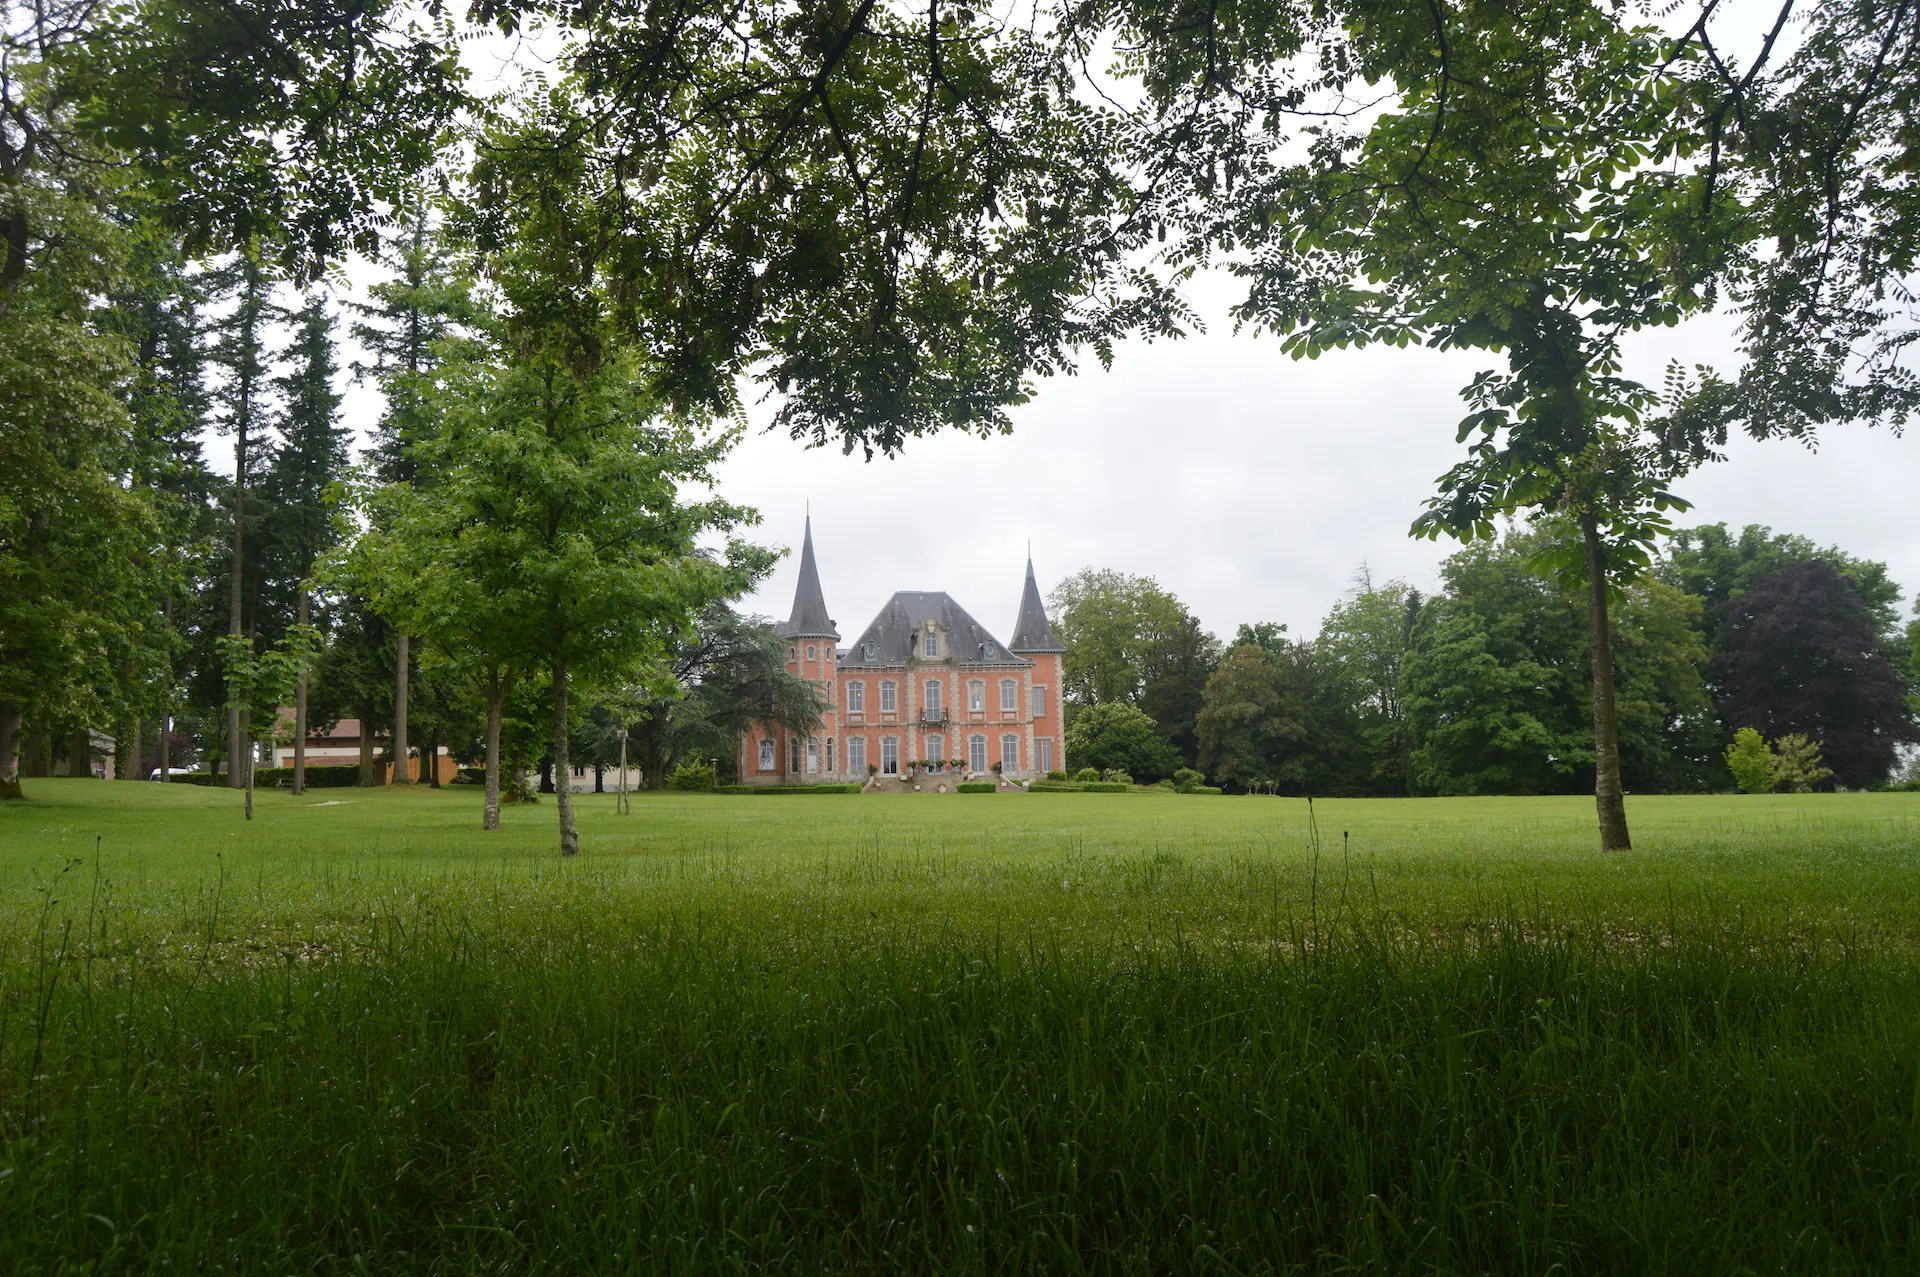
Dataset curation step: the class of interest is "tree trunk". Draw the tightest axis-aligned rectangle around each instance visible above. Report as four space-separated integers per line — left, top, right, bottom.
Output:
618 732 629 815
293 590 309 796
228 475 246 789
594 759 604 793
117 714 138 780
358 703 376 786
158 594 173 783
539 759 554 793
70 726 91 778
0 700 22 800
391 634 411 785
483 673 506 831
1582 512 1632 852
552 651 578 856
24 717 48 778
427 720 441 788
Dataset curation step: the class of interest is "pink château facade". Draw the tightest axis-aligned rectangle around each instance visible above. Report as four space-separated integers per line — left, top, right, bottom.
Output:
739 519 1068 785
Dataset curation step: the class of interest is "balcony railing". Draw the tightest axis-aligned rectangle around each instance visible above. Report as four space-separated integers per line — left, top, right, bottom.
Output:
919 708 948 724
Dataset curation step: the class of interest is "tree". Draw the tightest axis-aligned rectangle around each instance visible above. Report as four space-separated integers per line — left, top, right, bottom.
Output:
256 294 350 792
1724 728 1774 795
1064 702 1181 782
1713 560 1918 789
1318 571 1422 794
1661 523 1903 647
1401 532 1713 797
1048 569 1217 758
203 249 281 788
626 608 820 791
1769 734 1834 794
1119 0 1746 847
215 626 317 819
0 178 161 798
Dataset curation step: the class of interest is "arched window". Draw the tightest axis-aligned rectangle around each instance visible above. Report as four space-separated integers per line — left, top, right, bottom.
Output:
848 737 867 773
806 644 817 660
969 734 988 774
999 679 1018 712
881 737 900 775
758 739 774 772
806 738 819 773
1000 734 1019 771
927 735 945 763
923 679 942 714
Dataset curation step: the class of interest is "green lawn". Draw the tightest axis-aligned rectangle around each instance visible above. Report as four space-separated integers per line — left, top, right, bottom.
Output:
3 781 1919 1271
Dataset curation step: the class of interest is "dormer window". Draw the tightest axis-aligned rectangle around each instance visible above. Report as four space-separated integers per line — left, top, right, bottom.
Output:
862 642 875 660
925 629 940 658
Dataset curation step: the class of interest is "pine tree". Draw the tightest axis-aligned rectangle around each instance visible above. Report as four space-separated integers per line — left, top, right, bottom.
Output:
259 294 350 792
204 250 283 787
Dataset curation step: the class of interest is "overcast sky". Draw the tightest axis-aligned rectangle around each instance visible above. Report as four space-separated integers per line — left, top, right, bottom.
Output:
710 268 1918 649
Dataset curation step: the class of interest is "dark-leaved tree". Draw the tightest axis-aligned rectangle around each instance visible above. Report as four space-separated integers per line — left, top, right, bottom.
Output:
627 608 820 789
1713 560 1918 789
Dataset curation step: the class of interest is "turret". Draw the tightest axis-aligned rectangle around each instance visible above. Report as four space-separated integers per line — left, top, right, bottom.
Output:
1008 555 1065 654
779 516 838 640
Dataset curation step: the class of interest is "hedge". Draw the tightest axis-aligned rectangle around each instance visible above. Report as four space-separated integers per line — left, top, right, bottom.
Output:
1025 780 1133 794
956 781 998 793
255 764 362 789
1178 785 1224 795
717 783 863 795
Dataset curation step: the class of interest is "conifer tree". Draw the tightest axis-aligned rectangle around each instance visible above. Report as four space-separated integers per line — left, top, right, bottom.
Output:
204 250 282 787
259 294 350 792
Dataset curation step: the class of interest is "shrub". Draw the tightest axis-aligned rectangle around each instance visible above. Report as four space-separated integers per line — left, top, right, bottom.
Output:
255 764 361 789
457 767 486 785
1101 769 1133 786
718 783 862 794
1185 785 1224 795
1173 767 1204 789
956 781 997 793
1771 734 1834 793
666 759 717 791
1725 728 1775 794
1027 780 1085 792
1073 768 1100 783
1046 770 1068 781
1079 781 1130 793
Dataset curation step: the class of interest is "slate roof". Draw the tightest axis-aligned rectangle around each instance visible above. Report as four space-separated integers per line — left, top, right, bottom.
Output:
779 516 838 639
1008 557 1067 653
841 591 1032 668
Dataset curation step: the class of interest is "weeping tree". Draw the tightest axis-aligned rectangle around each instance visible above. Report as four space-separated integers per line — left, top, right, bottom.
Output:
625 608 822 790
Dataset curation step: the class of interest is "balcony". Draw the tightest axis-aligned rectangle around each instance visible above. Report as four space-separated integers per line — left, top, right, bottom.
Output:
919 708 949 725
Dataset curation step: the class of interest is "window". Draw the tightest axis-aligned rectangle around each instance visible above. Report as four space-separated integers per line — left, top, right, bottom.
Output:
826 738 835 772
881 737 900 775
968 680 985 711
806 738 819 773
1000 679 1017 712
1001 734 1019 771
806 644 817 661
789 645 797 661
847 682 865 713
758 739 774 772
849 737 867 773
925 630 940 658
927 735 945 763
1038 738 1053 773
880 681 898 713
923 679 942 714
1031 685 1046 718
790 738 801 774
969 734 988 774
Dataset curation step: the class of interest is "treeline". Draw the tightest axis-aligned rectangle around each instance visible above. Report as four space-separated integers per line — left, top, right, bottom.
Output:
1055 526 1920 794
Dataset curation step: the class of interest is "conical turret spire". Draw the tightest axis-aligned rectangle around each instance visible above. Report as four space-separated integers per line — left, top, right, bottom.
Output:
1009 555 1065 653
781 516 838 639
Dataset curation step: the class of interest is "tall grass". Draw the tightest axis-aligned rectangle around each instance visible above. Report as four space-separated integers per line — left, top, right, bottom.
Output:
1 784 1918 1271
